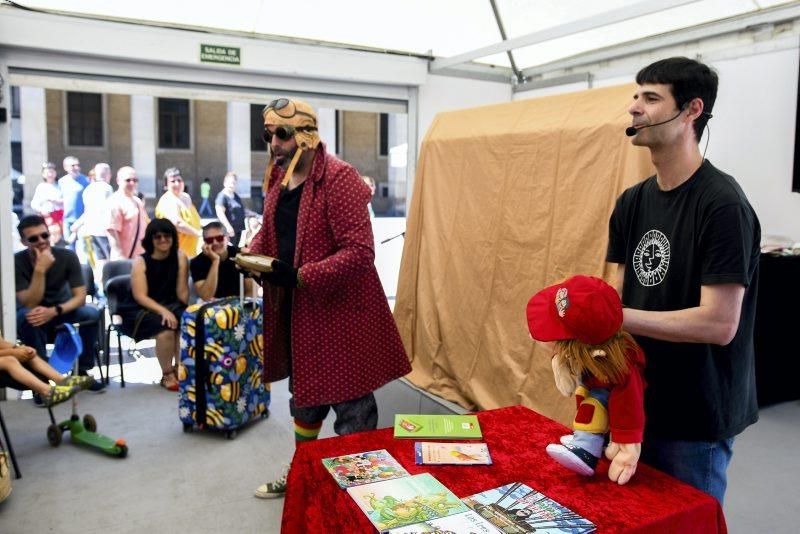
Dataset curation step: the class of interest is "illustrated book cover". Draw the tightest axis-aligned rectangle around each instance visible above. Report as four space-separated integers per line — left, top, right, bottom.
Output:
321 449 410 489
394 414 482 440
414 442 492 465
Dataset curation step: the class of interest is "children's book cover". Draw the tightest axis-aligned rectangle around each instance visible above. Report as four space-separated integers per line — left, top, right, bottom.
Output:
414 442 492 465
388 510 499 533
322 449 410 489
394 414 482 440
347 473 470 532
462 482 596 533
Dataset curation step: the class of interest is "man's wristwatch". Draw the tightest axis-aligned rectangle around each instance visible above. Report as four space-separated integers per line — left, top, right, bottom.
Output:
55 304 64 316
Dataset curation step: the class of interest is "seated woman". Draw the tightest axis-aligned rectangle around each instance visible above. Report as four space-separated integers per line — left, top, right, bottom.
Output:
122 218 189 391
0 336 92 407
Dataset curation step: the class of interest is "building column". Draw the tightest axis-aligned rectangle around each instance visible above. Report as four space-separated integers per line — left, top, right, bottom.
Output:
20 86 47 202
226 101 250 197
387 112 409 213
0 62 16 340
131 95 157 198
317 107 336 153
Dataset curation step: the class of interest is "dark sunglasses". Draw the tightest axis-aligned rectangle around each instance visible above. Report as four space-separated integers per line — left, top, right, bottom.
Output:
125 178 139 183
263 98 316 121
153 233 173 241
262 124 317 144
25 231 50 243
203 235 226 244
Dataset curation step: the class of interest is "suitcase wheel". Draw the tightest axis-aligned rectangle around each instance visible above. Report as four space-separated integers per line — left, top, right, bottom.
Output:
225 429 237 440
182 423 194 433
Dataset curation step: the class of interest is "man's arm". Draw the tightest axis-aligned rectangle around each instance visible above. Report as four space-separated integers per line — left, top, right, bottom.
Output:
16 249 55 308
615 264 745 346
193 259 219 301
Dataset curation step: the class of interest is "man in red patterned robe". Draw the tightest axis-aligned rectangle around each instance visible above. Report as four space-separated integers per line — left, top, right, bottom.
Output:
248 98 411 499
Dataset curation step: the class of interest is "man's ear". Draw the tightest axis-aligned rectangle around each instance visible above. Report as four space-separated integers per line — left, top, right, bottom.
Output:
591 349 607 359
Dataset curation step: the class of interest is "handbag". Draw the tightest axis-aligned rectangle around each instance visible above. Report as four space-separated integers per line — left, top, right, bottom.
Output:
0 443 12 503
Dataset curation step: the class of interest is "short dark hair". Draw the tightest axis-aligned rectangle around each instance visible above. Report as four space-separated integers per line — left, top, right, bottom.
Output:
636 57 718 141
141 218 179 257
17 215 47 237
202 221 226 236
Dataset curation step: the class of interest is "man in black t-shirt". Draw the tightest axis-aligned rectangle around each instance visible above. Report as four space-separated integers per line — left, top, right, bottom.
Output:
191 221 254 300
15 215 105 393
607 57 760 505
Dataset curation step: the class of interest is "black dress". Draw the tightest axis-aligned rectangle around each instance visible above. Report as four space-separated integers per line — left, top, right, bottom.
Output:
121 253 187 341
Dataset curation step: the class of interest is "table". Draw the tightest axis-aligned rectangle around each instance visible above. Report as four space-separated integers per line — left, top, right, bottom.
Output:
754 253 800 406
282 405 726 533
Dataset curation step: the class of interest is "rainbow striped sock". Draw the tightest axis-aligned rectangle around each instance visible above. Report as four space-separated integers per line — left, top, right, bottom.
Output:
294 419 322 443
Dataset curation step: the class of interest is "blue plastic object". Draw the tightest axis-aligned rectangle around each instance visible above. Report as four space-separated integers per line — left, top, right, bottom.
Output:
50 324 83 374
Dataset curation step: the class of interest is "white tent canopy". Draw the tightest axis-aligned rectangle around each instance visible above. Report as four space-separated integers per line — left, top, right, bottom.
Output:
9 0 798 80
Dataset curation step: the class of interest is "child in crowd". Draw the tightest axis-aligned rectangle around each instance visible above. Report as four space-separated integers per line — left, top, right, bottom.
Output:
0 334 92 407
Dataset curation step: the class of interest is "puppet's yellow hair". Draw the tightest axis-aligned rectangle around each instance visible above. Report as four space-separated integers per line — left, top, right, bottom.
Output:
555 331 639 385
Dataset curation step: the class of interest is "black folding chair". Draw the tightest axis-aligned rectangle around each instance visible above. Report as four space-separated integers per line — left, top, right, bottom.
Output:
101 261 133 386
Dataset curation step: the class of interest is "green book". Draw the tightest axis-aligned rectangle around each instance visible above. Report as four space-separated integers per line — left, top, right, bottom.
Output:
393 414 482 440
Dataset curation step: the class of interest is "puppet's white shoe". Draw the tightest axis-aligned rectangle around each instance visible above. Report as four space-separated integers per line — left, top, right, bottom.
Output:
546 443 597 476
559 434 573 446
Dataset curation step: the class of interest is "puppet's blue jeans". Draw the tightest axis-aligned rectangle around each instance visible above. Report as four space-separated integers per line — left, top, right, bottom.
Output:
641 437 735 506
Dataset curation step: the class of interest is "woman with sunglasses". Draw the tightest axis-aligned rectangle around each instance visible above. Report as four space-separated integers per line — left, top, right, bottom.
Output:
30 162 64 246
155 167 202 260
123 218 189 391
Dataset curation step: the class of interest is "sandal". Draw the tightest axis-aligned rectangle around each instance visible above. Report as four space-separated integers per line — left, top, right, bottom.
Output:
160 369 179 392
42 385 80 407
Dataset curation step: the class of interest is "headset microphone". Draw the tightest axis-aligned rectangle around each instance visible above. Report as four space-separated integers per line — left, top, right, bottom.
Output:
625 103 690 137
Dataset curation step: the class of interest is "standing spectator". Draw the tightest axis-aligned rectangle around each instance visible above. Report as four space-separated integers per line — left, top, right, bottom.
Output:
30 162 64 246
607 57 760 505
215 171 247 248
107 166 149 261
15 215 105 393
249 98 410 498
156 167 202 259
59 156 89 249
71 163 114 293
190 221 254 300
199 177 214 217
122 219 189 391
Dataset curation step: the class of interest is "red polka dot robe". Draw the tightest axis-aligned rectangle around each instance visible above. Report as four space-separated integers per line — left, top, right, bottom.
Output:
249 144 411 408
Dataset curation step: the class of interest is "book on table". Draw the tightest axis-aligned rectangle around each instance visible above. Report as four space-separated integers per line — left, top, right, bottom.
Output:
321 449 410 489
462 482 596 533
347 473 469 533
414 442 492 465
387 510 498 533
393 414 482 440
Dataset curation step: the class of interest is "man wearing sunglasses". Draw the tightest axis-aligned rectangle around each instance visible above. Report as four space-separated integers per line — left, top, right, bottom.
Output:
249 98 411 499
14 215 106 394
190 221 254 300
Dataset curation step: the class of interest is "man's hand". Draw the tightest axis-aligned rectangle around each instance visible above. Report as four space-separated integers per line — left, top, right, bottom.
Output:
33 248 56 273
26 306 57 327
201 243 220 262
160 309 178 329
263 259 298 288
605 442 641 485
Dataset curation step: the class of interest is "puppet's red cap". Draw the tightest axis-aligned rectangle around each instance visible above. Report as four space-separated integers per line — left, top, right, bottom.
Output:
526 275 622 345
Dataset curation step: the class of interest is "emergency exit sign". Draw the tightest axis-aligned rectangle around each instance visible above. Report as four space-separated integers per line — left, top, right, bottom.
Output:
200 44 241 65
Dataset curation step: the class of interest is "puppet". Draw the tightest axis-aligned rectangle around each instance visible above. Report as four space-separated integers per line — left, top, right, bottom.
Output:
526 275 645 485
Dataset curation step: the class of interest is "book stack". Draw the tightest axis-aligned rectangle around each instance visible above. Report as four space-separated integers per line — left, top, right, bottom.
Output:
320 414 595 533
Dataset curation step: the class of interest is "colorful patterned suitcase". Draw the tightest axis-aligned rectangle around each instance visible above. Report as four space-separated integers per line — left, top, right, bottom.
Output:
178 296 270 438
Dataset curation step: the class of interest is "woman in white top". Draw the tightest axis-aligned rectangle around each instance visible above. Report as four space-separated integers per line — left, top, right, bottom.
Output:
30 162 64 245
155 167 202 259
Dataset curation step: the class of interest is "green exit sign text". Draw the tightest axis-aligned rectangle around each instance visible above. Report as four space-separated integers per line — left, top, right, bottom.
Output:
200 44 241 65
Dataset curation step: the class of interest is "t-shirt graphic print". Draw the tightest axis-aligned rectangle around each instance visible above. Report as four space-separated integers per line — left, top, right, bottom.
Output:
632 229 670 287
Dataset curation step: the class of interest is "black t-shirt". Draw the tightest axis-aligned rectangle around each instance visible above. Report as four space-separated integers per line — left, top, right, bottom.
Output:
215 191 246 232
607 160 761 441
275 182 304 265
190 246 240 298
15 246 83 307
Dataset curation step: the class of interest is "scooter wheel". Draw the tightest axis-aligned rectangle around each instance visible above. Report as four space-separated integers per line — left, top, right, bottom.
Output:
117 444 128 458
225 429 237 440
47 424 62 447
83 414 97 432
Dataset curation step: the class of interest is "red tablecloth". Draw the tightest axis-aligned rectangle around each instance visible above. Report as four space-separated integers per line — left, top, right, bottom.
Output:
282 405 727 533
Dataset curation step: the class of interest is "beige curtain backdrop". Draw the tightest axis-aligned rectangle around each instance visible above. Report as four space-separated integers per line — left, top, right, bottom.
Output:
394 83 655 426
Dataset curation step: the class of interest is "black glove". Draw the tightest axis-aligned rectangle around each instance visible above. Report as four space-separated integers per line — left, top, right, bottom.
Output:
264 259 298 288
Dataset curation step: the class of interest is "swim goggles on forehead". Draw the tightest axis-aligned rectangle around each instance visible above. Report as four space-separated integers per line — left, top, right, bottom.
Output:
262 124 318 143
263 98 316 122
